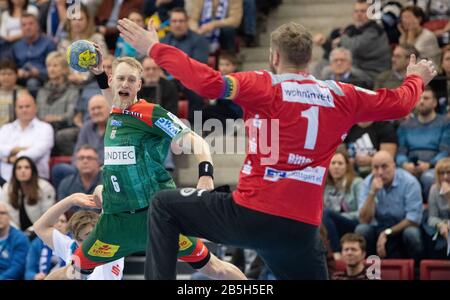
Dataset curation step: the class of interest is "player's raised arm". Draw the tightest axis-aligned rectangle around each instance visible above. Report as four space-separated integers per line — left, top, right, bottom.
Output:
347 54 437 123
89 43 113 106
118 18 160 59
406 54 437 86
186 131 214 190
118 18 225 100
173 130 214 191
34 193 99 249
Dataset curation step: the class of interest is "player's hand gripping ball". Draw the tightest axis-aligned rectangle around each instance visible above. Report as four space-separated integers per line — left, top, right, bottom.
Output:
66 40 99 72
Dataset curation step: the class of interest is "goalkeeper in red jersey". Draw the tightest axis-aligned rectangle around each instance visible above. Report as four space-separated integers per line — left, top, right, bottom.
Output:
118 18 437 280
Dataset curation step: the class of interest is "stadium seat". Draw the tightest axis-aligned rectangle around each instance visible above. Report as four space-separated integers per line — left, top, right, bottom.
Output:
177 99 188 120
420 260 450 280
49 156 72 170
380 259 414 280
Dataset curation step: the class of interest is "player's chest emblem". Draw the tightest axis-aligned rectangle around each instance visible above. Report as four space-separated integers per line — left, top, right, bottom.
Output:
110 129 117 139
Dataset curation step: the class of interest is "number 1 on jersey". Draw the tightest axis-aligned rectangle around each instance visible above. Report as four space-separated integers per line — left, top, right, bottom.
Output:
300 106 319 150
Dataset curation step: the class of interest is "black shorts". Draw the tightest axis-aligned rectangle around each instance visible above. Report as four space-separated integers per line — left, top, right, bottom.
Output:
146 187 329 280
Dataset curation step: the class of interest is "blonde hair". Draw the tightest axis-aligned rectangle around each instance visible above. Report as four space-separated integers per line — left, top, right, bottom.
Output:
435 157 450 187
45 51 69 72
112 56 144 76
67 211 99 242
270 22 313 67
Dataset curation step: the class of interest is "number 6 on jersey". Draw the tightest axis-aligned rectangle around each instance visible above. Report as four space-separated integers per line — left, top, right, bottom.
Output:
111 175 121 192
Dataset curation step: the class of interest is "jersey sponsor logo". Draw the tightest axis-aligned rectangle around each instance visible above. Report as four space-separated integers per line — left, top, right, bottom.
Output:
263 166 326 186
110 119 123 127
87 240 120 258
242 160 252 175
178 235 193 251
111 264 121 276
281 82 335 107
287 153 313 166
155 118 181 138
104 146 136 165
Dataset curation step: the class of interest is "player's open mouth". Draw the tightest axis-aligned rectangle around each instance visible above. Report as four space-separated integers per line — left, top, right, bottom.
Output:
118 91 130 97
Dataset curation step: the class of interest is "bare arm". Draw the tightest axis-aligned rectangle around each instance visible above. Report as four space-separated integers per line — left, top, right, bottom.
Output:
45 265 71 280
180 131 214 190
55 0 67 25
34 193 98 249
44 265 83 280
187 131 213 166
187 0 201 32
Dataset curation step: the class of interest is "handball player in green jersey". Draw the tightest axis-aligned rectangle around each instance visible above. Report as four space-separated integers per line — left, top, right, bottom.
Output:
48 43 246 280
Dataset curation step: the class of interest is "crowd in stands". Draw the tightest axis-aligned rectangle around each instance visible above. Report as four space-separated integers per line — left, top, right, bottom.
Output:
0 0 449 280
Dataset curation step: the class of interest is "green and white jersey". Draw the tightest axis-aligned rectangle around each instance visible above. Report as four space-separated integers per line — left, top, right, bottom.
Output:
102 100 189 214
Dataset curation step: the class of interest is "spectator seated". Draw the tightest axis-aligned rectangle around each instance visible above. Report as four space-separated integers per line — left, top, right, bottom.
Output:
334 258 415 280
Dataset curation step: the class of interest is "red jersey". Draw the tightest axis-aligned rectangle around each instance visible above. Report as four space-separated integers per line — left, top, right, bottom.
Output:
151 43 424 226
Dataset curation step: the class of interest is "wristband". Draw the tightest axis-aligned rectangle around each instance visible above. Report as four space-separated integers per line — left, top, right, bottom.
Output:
199 161 214 179
94 72 109 90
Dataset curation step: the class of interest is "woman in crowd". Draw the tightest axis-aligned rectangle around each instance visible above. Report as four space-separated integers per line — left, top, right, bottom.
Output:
426 157 450 259
36 51 78 132
0 0 38 43
398 6 441 66
322 149 363 259
0 156 55 235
